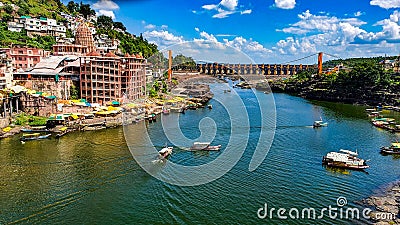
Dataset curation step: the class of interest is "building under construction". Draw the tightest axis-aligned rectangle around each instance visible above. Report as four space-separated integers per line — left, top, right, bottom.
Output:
80 52 147 104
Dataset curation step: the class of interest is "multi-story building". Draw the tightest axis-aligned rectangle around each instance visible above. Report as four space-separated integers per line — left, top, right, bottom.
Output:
8 16 67 37
13 55 80 100
95 34 119 54
0 52 13 89
80 53 147 104
1 47 50 71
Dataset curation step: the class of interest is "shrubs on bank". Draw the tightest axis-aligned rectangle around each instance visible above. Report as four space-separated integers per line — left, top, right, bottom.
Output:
14 113 47 126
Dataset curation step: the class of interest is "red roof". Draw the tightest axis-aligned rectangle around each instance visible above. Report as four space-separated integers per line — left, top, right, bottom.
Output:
105 52 117 57
86 51 100 56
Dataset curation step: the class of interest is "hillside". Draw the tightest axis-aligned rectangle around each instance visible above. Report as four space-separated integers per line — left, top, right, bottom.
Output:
0 0 68 21
0 0 159 57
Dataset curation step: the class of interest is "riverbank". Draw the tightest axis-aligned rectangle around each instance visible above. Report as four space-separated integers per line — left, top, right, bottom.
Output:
270 77 400 107
0 82 215 140
361 180 400 224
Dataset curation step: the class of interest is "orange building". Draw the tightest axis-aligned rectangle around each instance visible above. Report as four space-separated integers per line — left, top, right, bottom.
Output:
80 52 147 104
1 47 50 71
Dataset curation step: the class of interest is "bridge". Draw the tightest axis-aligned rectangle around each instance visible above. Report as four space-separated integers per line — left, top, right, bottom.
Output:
171 52 340 77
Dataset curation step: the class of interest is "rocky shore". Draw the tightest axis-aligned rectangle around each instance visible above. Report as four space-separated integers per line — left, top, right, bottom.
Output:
361 181 400 224
270 78 400 106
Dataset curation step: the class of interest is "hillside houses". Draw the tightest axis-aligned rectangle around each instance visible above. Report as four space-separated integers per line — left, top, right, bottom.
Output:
8 16 67 37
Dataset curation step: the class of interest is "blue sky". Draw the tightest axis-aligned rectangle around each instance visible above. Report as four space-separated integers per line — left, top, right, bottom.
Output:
75 0 400 63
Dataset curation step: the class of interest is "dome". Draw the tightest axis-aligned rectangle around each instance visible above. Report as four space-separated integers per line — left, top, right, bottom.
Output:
75 22 96 52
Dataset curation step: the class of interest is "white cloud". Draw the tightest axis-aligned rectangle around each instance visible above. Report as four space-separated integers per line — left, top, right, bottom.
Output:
370 0 400 9
93 0 119 10
274 0 296 9
220 0 238 11
279 10 366 35
354 11 364 17
360 10 400 40
275 10 369 56
161 25 168 29
144 24 156 29
199 0 250 18
96 10 115 20
194 27 200 32
202 4 218 10
213 9 235 18
241 9 252 15
143 30 184 48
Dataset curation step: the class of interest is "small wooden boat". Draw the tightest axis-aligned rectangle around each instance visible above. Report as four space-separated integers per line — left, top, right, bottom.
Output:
190 142 221 151
55 127 70 138
313 120 328 128
380 142 400 155
21 133 51 141
162 108 170 114
368 111 380 117
159 146 173 159
322 149 369 170
21 126 50 133
146 113 156 122
187 104 197 110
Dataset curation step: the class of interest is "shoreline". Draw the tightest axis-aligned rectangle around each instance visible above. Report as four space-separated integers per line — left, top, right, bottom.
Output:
360 180 400 224
269 78 400 107
0 81 215 140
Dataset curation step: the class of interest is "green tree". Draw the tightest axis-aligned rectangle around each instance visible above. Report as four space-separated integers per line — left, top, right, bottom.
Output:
79 3 95 19
113 21 126 31
70 83 80 100
2 14 12 22
4 4 14 14
97 15 113 29
67 1 79 13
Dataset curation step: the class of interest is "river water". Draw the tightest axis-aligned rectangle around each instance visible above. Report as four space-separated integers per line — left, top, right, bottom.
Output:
0 85 399 224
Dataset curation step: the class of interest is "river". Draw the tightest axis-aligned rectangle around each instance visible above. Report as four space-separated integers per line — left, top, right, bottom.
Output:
0 85 399 224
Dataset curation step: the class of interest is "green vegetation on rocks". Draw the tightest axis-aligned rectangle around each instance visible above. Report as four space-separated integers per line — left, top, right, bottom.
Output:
271 61 400 106
14 113 47 126
0 22 56 50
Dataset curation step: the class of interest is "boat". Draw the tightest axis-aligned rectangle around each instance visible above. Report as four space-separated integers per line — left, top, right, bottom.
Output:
368 111 380 117
380 142 400 155
21 133 51 141
313 120 328 128
162 108 170 114
190 142 221 151
21 126 50 133
187 104 197 110
55 127 70 138
207 104 213 109
365 108 376 112
322 149 369 170
159 145 173 159
171 107 185 113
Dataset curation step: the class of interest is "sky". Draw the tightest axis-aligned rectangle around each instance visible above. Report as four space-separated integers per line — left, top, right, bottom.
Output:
73 0 400 63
